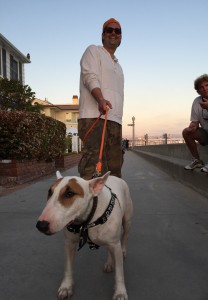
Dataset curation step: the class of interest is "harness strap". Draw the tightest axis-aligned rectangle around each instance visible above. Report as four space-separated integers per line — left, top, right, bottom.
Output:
84 196 98 225
87 190 116 228
67 186 117 251
66 195 98 234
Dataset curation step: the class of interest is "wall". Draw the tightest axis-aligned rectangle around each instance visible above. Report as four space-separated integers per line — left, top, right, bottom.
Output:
0 159 55 186
0 154 81 187
133 144 208 198
134 144 208 162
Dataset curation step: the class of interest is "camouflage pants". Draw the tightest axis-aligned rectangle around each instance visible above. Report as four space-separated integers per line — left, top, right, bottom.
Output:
78 118 122 179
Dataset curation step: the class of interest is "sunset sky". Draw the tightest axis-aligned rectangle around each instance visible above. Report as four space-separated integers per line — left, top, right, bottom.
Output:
1 0 208 138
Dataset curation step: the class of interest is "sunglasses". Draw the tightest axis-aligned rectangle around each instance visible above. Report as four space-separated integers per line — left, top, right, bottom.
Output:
104 27 122 35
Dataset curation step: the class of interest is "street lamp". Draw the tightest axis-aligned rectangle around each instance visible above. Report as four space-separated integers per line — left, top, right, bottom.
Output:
128 116 135 148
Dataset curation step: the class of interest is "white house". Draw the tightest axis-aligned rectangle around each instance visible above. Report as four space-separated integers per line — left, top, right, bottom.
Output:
0 33 30 85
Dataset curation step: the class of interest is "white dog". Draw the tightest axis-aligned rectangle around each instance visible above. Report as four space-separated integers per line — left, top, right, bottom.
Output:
36 171 133 300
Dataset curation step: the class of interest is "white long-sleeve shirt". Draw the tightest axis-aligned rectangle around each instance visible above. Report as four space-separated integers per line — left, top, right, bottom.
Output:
78 45 124 125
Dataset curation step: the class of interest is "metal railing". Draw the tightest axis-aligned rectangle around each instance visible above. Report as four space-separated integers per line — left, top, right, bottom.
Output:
128 137 184 147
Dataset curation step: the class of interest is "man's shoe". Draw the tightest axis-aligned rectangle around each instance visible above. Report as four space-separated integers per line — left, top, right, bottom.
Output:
201 164 208 173
184 159 204 170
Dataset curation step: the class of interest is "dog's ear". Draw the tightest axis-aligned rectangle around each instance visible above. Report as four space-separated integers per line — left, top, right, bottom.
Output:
56 171 63 179
89 172 110 195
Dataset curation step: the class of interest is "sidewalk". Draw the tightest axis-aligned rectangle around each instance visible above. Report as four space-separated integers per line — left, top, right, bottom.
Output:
1 151 208 300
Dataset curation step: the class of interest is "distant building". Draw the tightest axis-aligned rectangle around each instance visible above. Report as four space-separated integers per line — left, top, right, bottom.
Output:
33 95 79 131
0 33 30 84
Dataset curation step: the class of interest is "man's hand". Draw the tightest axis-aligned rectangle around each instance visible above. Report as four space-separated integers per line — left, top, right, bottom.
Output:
187 121 199 132
91 88 112 115
98 98 112 115
200 98 208 110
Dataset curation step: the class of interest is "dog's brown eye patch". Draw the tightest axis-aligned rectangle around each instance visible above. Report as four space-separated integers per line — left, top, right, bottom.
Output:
58 178 84 207
59 188 77 207
63 189 75 198
67 178 84 197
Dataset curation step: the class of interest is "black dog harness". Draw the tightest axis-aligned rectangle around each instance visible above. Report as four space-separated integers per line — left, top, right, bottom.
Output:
67 186 117 251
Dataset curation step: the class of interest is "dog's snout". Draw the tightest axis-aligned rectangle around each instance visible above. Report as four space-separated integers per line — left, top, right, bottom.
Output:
36 220 50 234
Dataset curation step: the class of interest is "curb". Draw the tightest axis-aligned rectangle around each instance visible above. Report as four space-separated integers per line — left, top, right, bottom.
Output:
133 149 208 198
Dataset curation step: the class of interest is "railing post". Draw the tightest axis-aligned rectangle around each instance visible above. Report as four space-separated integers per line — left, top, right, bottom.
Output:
128 116 135 148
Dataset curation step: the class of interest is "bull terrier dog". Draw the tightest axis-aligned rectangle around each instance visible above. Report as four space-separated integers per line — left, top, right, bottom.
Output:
36 171 133 300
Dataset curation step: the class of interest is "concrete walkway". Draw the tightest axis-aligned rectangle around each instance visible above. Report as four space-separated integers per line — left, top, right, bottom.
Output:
0 151 208 300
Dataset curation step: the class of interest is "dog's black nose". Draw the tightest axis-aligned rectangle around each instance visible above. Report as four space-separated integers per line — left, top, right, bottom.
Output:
36 220 49 233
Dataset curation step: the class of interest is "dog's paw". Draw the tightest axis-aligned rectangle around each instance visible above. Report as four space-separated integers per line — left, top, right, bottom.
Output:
103 262 114 273
57 286 73 300
113 290 128 300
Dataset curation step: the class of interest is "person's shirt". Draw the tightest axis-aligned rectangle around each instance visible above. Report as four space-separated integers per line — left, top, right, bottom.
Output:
78 45 124 125
191 96 208 131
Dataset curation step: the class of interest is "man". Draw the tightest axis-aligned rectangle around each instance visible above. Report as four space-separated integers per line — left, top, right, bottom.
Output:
78 18 124 179
183 74 208 172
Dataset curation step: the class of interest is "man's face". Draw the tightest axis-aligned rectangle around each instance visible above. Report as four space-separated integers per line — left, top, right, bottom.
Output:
198 81 208 99
102 23 122 49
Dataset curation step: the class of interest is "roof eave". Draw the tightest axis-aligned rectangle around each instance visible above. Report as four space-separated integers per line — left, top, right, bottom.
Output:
0 33 31 63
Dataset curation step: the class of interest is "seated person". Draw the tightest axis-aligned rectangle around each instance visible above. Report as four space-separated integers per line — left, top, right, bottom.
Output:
182 74 208 172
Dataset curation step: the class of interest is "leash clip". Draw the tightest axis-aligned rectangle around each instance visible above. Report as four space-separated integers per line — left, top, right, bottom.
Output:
95 161 102 177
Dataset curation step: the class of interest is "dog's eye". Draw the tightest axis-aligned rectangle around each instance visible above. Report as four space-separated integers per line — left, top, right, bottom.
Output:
64 190 75 198
48 188 53 199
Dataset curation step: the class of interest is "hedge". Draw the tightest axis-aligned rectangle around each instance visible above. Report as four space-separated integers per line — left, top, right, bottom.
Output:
0 110 66 160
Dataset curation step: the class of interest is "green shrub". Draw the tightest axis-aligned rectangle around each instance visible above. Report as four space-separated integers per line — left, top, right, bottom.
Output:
0 110 66 160
0 78 42 112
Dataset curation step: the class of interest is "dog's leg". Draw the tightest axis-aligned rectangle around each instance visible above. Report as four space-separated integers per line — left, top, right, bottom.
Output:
57 230 79 300
104 249 114 272
121 216 132 259
121 191 133 258
108 242 128 300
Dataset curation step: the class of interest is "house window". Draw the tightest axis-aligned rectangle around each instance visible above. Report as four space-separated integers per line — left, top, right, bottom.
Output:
10 54 18 80
2 48 6 78
71 112 77 123
65 113 71 122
